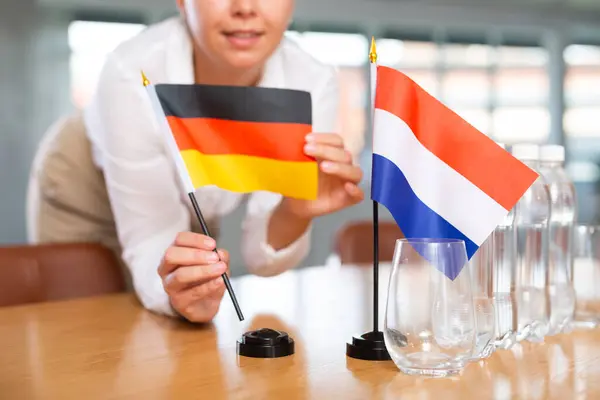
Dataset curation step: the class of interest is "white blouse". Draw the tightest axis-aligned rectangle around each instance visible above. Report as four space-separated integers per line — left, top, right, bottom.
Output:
83 17 340 316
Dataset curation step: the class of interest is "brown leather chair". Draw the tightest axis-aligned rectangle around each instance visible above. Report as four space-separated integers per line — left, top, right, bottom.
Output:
0 242 127 307
333 220 404 265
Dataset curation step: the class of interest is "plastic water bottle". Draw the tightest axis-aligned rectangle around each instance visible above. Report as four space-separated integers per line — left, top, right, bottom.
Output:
539 144 577 334
511 144 551 342
469 233 496 360
491 142 518 349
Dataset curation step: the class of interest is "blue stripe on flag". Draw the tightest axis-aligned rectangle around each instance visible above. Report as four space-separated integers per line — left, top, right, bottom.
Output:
371 153 478 280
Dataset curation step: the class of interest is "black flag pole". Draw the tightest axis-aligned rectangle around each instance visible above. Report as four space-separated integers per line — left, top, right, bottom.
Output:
189 193 244 321
141 71 244 322
346 37 391 361
373 200 379 333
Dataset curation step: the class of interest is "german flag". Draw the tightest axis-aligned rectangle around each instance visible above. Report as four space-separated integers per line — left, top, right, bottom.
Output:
145 82 317 200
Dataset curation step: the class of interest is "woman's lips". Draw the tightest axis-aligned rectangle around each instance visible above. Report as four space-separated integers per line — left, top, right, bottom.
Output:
222 30 264 49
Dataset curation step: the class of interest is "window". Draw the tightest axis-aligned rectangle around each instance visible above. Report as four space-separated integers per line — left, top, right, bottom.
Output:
378 39 438 95
336 68 368 157
440 43 494 134
496 45 548 67
285 31 368 159
442 70 491 107
454 108 492 135
494 68 549 106
565 69 600 106
564 44 600 66
69 20 146 108
564 107 600 138
492 107 550 143
444 43 493 67
377 39 439 97
564 44 600 138
493 45 549 143
285 31 367 67
377 39 438 68
403 70 439 98
563 44 600 224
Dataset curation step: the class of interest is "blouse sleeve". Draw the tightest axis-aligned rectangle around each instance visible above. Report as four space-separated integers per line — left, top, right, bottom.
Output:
84 54 188 316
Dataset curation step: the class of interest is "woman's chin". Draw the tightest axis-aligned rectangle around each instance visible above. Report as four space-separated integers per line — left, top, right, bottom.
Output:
223 54 266 71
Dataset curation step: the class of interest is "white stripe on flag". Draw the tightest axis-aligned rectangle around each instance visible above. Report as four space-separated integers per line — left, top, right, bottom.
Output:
372 108 507 246
146 85 195 193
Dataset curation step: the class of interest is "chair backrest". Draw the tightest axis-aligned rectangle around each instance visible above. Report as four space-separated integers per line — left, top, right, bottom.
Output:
333 220 404 265
0 243 126 307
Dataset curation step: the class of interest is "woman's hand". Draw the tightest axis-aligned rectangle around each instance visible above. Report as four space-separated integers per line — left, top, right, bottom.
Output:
281 132 364 219
158 232 229 323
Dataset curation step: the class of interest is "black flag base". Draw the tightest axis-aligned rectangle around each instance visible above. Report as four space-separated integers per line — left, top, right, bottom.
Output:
237 328 295 358
346 330 391 361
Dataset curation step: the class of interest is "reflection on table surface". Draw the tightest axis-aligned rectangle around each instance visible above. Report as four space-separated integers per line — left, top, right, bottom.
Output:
1 264 600 399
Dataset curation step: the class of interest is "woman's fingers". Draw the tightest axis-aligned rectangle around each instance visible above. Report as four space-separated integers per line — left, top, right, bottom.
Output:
304 134 362 182
217 248 229 264
170 278 226 322
158 230 231 322
173 232 216 250
159 247 220 276
320 161 363 184
304 133 348 160
163 262 228 291
188 277 226 301
305 132 344 147
304 143 351 164
344 182 365 200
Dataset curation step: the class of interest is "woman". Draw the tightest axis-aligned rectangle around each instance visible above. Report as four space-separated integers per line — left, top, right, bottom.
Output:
82 0 364 323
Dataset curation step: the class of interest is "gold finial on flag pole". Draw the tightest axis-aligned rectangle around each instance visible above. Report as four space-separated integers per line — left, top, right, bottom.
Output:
141 70 150 87
369 36 377 63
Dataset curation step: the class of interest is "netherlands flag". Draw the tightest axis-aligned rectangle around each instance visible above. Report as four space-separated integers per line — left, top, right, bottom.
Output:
370 65 539 279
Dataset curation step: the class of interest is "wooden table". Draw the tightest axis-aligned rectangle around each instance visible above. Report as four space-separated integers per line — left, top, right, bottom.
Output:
1 264 600 399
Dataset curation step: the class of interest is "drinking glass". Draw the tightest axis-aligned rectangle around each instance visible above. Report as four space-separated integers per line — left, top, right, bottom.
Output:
384 238 476 377
572 224 600 329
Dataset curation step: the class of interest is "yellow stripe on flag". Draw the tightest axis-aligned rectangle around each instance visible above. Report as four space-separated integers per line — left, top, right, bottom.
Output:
180 150 318 200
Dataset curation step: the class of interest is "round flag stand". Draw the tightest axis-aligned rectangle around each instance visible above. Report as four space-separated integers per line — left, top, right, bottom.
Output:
345 201 391 361
237 328 295 358
346 331 391 361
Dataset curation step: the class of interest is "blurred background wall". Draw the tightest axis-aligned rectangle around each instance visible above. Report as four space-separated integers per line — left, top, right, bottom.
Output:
1 0 600 275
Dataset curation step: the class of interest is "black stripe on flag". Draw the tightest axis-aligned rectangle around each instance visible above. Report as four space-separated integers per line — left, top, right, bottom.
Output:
154 84 312 125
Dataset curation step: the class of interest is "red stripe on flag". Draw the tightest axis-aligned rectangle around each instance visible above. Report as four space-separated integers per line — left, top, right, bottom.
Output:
166 116 313 162
374 65 538 211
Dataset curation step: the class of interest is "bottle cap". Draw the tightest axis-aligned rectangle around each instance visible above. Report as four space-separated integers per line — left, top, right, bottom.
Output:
540 144 565 162
511 143 539 161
